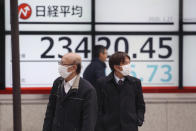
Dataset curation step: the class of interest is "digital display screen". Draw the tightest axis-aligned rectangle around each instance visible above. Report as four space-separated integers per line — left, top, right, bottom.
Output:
96 35 179 87
3 0 195 91
183 36 196 87
5 35 91 87
183 0 196 31
5 0 91 31
96 0 179 31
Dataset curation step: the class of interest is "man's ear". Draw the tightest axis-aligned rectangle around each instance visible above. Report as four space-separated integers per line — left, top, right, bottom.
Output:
72 65 77 71
68 65 76 72
98 52 103 58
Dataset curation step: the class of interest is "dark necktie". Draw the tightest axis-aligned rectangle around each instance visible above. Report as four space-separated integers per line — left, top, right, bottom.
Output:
118 80 123 87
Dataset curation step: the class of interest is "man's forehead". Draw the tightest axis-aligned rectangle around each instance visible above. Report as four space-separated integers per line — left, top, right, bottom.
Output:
62 57 73 62
120 57 130 65
62 53 81 63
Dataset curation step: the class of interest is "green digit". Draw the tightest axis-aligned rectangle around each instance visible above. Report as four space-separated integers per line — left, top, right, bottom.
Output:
147 65 158 82
161 65 172 82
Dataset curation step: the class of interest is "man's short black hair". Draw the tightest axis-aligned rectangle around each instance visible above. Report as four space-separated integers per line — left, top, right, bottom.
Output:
109 52 130 71
93 45 106 58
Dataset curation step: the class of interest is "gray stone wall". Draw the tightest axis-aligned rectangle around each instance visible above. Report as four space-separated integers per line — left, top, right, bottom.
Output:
0 94 196 131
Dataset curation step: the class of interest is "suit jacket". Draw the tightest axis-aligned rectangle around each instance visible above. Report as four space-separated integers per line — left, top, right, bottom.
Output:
83 58 106 87
95 72 145 131
43 76 98 131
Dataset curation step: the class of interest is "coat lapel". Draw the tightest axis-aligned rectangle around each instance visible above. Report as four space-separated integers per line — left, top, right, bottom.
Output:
61 75 81 103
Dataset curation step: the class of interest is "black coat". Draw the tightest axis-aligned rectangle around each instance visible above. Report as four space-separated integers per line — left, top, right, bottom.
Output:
95 73 145 131
43 77 97 131
83 58 106 87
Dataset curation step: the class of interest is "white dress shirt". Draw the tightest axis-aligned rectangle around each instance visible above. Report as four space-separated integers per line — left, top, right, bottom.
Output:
63 76 77 93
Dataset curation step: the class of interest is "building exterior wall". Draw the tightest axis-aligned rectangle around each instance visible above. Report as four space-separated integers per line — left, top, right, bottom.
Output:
0 94 196 131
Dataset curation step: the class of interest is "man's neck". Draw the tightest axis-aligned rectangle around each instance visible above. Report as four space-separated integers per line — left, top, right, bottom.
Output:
114 71 124 79
98 57 104 63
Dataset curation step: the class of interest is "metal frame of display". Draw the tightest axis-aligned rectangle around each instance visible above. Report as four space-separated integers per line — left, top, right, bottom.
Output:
0 0 5 90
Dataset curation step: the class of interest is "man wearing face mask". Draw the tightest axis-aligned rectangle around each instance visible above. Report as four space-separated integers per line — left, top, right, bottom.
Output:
43 53 97 131
95 52 145 131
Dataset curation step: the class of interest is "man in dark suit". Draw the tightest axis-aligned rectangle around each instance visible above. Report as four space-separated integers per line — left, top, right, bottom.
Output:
95 52 145 131
83 45 107 87
43 53 97 131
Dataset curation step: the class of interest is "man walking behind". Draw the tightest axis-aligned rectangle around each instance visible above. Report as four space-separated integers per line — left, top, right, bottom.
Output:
83 45 107 87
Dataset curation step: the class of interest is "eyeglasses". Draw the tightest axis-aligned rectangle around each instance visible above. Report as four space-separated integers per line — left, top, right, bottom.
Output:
58 61 74 66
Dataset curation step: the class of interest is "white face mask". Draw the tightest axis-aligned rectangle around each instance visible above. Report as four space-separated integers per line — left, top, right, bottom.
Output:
58 65 72 79
119 64 131 76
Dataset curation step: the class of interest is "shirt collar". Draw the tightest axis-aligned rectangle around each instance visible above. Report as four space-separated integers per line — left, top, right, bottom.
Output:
114 73 125 83
64 75 77 87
